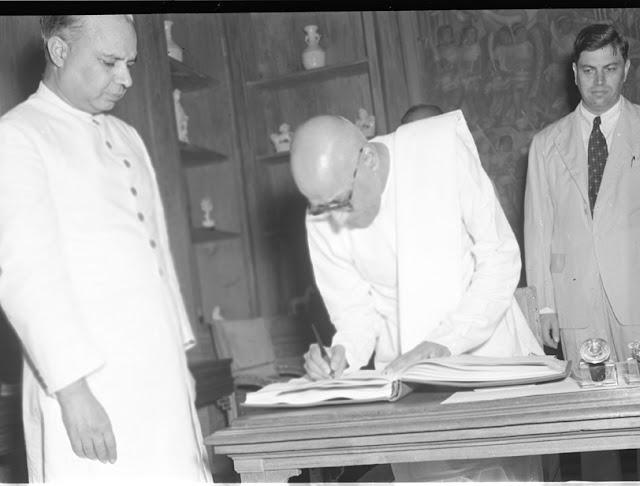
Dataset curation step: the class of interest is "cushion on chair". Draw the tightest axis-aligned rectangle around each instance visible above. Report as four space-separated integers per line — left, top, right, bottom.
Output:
211 318 279 378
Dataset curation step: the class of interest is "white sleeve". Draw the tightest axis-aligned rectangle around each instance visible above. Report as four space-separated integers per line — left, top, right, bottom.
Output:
306 219 382 370
524 134 557 314
427 120 521 355
0 122 105 394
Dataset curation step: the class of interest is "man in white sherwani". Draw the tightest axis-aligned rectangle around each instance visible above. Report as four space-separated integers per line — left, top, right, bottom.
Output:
290 114 543 481
0 15 211 481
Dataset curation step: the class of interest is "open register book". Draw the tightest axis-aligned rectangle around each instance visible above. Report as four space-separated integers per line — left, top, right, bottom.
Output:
243 355 571 408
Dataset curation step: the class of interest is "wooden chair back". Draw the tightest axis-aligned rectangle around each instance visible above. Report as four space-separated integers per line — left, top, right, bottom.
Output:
210 314 311 387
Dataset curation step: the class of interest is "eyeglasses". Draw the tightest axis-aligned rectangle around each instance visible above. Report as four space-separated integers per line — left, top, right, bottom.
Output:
307 149 363 216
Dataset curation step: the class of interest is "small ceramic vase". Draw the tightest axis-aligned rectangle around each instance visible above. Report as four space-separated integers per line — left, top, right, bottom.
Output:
200 197 216 229
164 20 184 62
302 25 326 70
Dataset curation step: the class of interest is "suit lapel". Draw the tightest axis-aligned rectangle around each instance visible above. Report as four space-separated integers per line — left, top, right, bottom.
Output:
553 108 589 207
595 98 639 228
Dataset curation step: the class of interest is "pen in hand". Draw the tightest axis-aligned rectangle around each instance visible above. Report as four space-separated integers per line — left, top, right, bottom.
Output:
311 323 335 379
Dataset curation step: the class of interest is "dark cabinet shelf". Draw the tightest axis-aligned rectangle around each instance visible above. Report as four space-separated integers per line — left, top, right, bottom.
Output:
188 358 233 409
169 58 219 92
245 59 370 91
179 142 227 167
256 152 290 164
191 227 240 244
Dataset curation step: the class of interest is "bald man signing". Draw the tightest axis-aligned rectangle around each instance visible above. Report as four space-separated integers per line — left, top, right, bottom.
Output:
290 113 543 482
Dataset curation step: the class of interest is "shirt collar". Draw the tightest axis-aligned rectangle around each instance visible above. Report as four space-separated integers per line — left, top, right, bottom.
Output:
578 96 622 127
36 81 105 124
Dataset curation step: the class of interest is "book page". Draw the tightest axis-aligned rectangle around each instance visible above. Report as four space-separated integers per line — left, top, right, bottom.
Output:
442 377 583 404
400 355 569 386
243 370 395 407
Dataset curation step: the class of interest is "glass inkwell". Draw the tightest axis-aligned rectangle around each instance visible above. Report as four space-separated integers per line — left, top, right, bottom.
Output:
576 338 617 387
617 341 640 385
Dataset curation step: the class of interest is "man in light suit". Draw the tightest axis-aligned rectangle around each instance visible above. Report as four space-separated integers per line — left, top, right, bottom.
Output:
525 23 640 480
0 15 211 481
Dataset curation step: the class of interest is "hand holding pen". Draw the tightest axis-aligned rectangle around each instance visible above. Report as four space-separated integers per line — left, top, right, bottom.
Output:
304 324 347 381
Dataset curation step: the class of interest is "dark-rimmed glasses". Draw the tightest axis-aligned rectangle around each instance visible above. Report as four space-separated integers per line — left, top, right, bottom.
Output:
307 148 363 216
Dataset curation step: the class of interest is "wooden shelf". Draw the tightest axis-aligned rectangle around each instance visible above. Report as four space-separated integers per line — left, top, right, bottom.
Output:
245 59 370 91
179 142 227 167
169 58 219 92
191 227 240 244
256 152 290 164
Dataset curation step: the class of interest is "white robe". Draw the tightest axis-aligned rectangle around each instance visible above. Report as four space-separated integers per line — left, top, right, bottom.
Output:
0 83 211 482
306 110 542 481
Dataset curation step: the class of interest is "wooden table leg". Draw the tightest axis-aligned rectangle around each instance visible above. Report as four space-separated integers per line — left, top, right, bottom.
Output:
240 469 301 482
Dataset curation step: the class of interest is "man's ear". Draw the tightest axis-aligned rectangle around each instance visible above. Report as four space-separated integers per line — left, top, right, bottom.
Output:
624 58 631 82
46 36 69 68
361 144 378 171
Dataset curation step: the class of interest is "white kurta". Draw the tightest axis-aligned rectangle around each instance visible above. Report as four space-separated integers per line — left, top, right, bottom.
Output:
307 111 541 370
306 111 542 482
0 83 211 482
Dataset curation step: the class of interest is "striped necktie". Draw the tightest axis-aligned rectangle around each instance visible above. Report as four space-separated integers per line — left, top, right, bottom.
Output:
588 115 608 214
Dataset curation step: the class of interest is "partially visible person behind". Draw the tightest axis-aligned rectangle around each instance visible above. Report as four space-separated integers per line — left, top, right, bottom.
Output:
290 113 543 482
525 23 640 481
0 15 211 482
399 103 443 125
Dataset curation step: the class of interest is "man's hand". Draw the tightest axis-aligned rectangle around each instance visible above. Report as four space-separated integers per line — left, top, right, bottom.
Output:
56 378 117 464
384 341 451 375
304 344 347 380
540 313 560 349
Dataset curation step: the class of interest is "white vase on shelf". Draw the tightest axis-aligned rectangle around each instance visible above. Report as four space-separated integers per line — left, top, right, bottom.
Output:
164 20 184 62
200 197 216 229
302 25 326 70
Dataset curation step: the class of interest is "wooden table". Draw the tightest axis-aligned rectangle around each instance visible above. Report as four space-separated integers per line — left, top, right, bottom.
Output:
206 386 640 482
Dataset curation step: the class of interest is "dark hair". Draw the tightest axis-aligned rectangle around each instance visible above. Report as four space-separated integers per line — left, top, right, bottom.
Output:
400 104 444 125
573 24 629 63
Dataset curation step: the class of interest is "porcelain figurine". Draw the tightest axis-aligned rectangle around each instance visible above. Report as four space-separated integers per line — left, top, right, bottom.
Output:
355 108 375 138
164 20 184 62
270 123 293 153
200 197 216 229
302 25 326 70
173 89 190 143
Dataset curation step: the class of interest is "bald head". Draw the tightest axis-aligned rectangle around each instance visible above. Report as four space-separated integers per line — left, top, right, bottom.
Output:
290 115 366 200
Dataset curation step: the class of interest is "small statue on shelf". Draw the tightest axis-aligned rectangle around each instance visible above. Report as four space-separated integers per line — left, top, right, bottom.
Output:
173 89 190 143
355 108 375 139
270 123 293 153
212 305 224 322
200 197 216 229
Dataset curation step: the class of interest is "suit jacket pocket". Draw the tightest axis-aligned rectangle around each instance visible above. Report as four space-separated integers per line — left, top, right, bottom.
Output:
550 252 566 273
